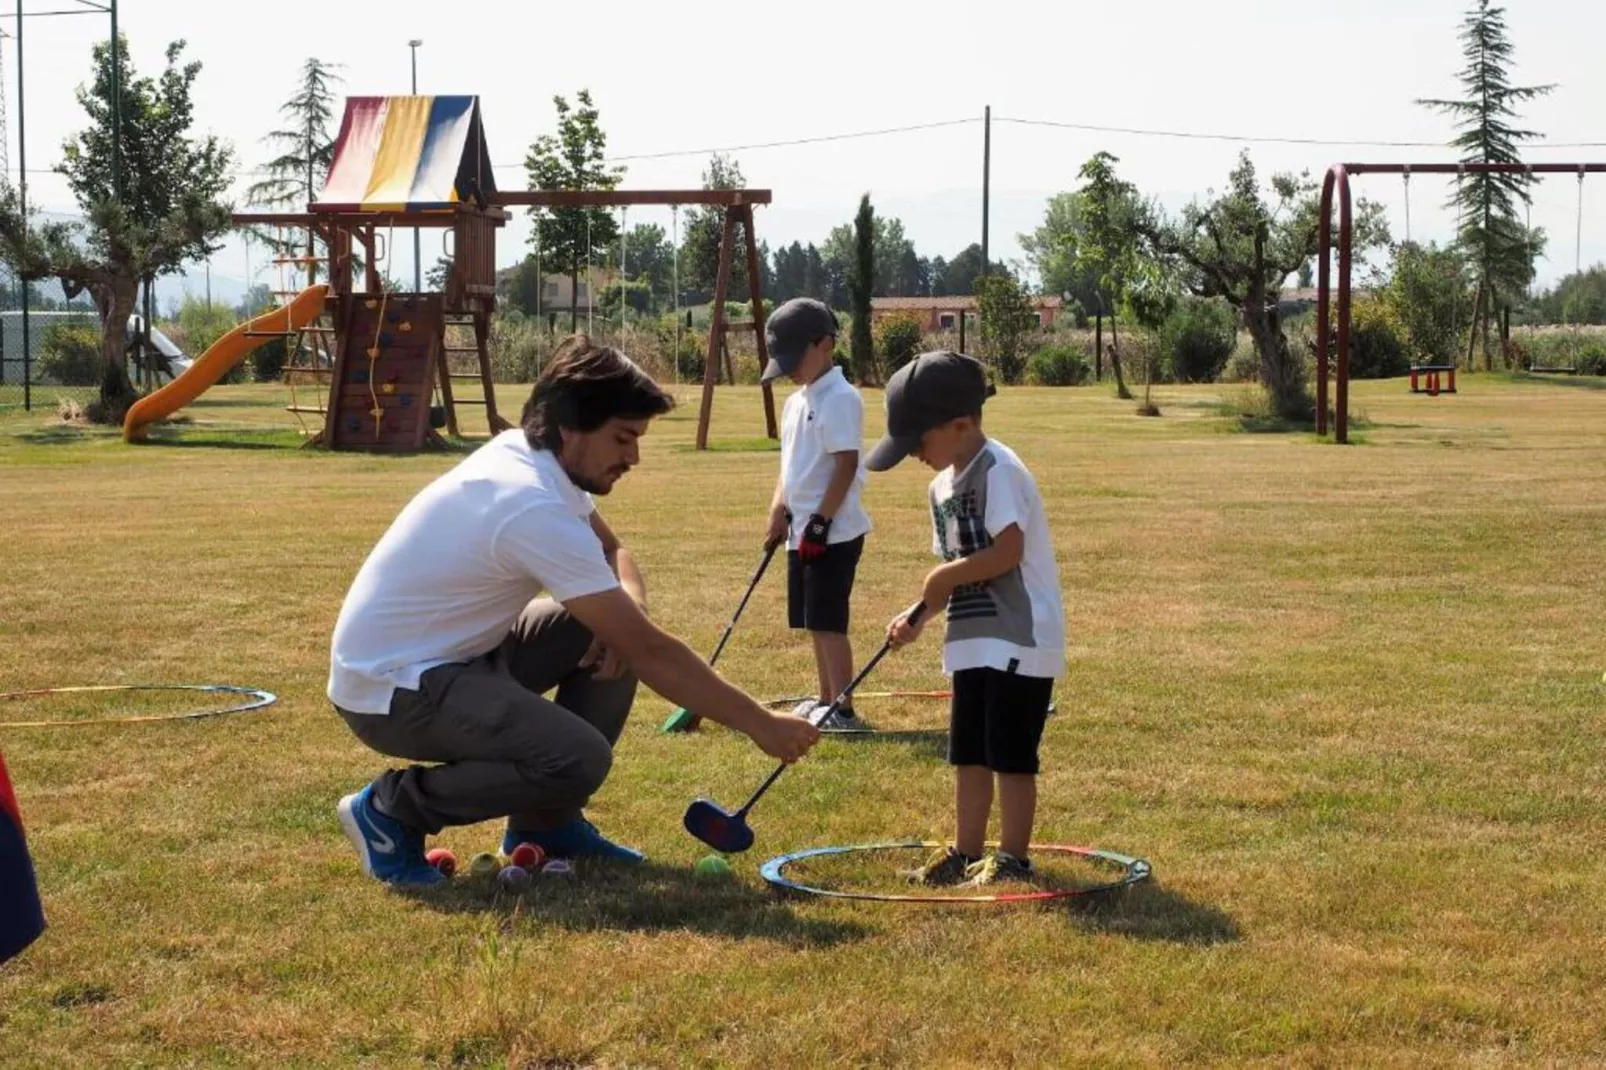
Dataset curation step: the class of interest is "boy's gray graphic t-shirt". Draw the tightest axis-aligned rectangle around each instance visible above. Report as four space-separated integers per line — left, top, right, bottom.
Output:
929 439 1065 679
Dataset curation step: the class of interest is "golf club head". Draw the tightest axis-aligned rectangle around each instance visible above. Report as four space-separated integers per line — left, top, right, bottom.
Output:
683 798 755 853
660 707 699 734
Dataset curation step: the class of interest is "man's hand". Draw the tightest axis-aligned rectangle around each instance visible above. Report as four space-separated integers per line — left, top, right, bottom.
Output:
765 503 791 551
579 635 629 680
564 587 821 752
798 513 832 563
748 709 821 763
887 601 930 650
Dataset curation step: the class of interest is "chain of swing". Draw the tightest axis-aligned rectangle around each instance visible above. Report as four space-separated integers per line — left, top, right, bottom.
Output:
529 204 686 384
1400 163 1588 370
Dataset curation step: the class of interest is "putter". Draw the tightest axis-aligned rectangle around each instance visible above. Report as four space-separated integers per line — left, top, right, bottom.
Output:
682 602 927 853
661 539 781 734
762 691 1057 717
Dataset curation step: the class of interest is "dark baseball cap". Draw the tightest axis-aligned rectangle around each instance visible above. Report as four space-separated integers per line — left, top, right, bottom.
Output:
865 351 996 471
761 298 838 383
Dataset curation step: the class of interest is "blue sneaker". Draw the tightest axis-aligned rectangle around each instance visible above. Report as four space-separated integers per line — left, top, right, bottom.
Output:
503 817 645 863
336 783 444 886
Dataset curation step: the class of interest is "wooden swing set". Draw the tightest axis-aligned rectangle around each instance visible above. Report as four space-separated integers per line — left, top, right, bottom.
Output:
1317 161 1605 443
231 95 777 452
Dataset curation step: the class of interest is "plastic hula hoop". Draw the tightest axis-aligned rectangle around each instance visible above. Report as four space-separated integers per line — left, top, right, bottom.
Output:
0 684 278 729
760 841 1151 903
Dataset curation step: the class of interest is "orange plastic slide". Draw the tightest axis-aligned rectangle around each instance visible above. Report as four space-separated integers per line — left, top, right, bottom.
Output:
123 284 330 443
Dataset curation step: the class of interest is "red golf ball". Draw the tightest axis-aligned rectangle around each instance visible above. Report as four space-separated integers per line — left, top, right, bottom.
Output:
510 843 545 870
425 847 457 877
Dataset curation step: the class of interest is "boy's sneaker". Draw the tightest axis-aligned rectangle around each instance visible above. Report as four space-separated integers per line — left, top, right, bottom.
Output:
903 846 978 886
817 706 868 731
963 851 1035 886
791 698 825 720
503 817 645 863
336 783 444 886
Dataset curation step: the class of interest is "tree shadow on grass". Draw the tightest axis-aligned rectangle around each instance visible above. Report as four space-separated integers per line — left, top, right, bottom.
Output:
1066 879 1239 946
185 397 282 408
396 859 870 948
1511 371 1606 390
13 424 114 445
133 434 293 451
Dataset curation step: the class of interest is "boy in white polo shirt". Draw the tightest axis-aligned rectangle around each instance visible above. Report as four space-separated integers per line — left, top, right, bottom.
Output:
873 351 1065 886
760 299 872 730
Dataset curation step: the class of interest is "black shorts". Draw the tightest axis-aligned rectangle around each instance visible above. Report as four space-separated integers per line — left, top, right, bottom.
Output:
949 667 1056 774
787 535 864 635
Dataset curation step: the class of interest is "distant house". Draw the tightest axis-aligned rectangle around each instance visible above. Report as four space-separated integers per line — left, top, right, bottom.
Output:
1278 286 1374 318
495 264 617 316
870 295 1064 332
538 267 615 313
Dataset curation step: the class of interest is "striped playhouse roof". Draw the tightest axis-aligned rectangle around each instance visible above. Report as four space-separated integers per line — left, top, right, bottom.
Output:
313 96 496 213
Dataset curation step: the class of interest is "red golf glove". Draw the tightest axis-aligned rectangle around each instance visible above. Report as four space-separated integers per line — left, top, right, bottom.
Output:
798 513 831 563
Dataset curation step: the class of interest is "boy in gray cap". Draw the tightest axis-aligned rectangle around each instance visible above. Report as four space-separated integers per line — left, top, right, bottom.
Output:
870 352 1065 885
761 298 872 729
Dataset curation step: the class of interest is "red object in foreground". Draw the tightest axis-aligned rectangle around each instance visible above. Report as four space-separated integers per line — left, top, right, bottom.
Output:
0 750 46 963
509 843 544 870
424 848 457 878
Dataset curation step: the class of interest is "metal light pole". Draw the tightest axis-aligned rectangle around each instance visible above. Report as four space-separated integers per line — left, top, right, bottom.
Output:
17 0 27 410
110 0 120 201
7 0 121 412
409 38 422 294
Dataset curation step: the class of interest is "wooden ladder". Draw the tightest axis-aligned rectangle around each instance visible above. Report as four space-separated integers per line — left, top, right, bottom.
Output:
257 253 338 433
436 308 510 439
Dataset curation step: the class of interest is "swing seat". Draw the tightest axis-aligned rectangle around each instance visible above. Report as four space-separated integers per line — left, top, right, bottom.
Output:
1409 364 1458 394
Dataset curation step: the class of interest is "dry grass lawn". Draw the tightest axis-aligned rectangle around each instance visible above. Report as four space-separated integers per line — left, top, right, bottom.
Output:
1 371 1603 1067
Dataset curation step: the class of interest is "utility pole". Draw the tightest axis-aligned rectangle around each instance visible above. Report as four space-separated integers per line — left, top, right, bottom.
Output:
981 104 991 281
409 39 423 293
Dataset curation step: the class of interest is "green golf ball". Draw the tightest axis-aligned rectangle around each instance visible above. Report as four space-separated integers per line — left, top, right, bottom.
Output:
694 854 733 880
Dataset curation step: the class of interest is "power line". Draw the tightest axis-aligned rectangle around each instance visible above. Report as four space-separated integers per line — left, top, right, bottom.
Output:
994 114 1606 150
0 3 111 20
591 117 981 165
7 111 1602 183
996 114 1439 147
989 114 1606 150
5 117 983 177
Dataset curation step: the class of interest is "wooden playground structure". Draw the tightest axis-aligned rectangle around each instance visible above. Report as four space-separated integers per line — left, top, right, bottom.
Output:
231 95 775 453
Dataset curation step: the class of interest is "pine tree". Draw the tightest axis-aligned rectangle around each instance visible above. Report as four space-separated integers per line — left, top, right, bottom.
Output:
1417 0 1553 369
849 195 876 383
680 154 753 303
245 58 345 278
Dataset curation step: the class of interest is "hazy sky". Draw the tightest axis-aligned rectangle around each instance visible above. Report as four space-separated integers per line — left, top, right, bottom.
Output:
3 0 1602 302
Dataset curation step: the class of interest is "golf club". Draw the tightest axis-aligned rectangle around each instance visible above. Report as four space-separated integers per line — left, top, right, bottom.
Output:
661 539 781 734
682 601 926 853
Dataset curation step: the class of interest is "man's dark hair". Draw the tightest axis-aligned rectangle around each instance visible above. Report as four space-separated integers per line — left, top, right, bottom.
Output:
522 335 675 451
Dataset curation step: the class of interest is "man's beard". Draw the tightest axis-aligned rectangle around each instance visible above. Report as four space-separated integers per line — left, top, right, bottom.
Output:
564 463 622 495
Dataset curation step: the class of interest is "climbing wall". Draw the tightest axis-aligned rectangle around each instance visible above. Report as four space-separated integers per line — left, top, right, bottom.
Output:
326 293 445 451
